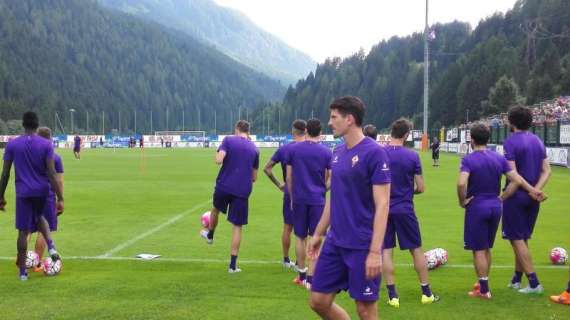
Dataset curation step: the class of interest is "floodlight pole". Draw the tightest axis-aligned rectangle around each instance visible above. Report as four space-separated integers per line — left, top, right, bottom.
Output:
422 0 430 151
69 108 76 134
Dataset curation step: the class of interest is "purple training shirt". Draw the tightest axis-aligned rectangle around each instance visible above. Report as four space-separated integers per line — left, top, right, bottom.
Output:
503 131 546 189
460 149 512 199
385 145 421 214
3 134 55 198
286 141 332 205
215 136 259 198
327 137 391 250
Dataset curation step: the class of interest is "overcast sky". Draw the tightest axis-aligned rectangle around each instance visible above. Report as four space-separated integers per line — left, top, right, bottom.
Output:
214 0 518 63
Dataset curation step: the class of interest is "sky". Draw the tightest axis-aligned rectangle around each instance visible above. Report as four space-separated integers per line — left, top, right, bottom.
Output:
214 0 518 63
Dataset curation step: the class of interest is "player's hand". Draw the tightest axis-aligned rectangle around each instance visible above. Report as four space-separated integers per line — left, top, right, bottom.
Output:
279 183 286 192
307 236 323 259
365 251 382 280
460 196 474 208
529 189 547 202
0 198 6 211
56 200 64 215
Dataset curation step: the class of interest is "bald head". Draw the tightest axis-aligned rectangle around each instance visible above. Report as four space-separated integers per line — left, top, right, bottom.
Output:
37 127 52 140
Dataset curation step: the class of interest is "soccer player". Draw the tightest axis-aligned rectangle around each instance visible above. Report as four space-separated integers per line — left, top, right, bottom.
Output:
0 112 64 281
286 119 332 288
382 118 439 307
550 268 570 305
430 137 439 167
363 124 378 141
73 134 81 159
139 136 144 148
200 120 259 273
308 96 390 320
502 106 551 294
29 127 64 271
457 123 543 299
263 119 307 269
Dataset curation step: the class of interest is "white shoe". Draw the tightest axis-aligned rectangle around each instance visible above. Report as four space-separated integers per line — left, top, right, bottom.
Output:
282 261 296 270
518 284 544 294
507 282 521 290
228 267 242 274
20 274 28 281
200 230 213 245
48 248 61 261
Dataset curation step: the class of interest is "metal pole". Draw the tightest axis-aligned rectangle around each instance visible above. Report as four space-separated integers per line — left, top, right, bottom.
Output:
150 110 153 134
102 111 105 135
198 108 201 130
423 0 429 136
214 111 217 134
119 110 121 134
134 109 137 134
166 107 169 131
278 108 281 135
182 108 185 131
86 110 89 134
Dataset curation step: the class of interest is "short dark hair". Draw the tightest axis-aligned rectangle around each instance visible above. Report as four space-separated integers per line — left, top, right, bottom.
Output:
22 111 39 130
306 118 322 137
235 120 250 133
390 118 412 139
292 119 307 135
329 96 365 126
508 106 533 130
37 127 52 139
363 124 378 140
470 123 490 146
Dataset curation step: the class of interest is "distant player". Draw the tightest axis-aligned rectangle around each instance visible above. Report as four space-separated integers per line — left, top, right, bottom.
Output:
363 124 378 141
200 120 259 273
308 96 391 319
382 118 439 307
457 123 543 299
550 267 570 305
502 106 551 294
286 119 332 289
139 136 144 148
263 119 307 269
0 112 64 281
430 137 439 166
30 127 64 271
73 134 81 159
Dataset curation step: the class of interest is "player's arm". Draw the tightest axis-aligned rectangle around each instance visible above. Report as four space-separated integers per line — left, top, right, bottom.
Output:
502 170 545 202
414 174 425 194
325 169 331 191
456 172 472 208
215 150 226 165
263 159 285 190
46 158 64 213
252 169 258 183
366 183 391 279
286 164 293 201
0 160 12 211
534 158 551 191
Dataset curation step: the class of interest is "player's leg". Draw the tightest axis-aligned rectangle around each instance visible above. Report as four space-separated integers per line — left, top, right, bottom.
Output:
511 239 542 293
346 248 381 319
292 203 308 285
228 224 242 273
382 248 399 307
226 196 248 273
306 204 325 287
282 223 293 267
310 292 349 320
202 189 229 243
36 215 59 260
34 233 47 271
470 249 491 298
465 206 491 298
355 301 378 320
16 230 30 280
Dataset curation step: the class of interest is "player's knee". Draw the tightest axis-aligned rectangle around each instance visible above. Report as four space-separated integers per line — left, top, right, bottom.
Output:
309 296 330 313
355 301 375 318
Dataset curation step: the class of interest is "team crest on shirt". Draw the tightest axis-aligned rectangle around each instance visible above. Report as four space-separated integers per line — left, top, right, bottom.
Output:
381 163 389 171
351 155 359 167
332 155 339 163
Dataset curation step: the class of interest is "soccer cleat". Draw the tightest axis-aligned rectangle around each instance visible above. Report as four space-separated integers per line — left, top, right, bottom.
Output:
19 274 28 281
48 248 61 262
550 291 570 305
32 265 43 273
421 294 440 304
387 297 400 308
304 281 312 290
200 230 213 245
228 267 242 274
518 285 544 294
292 276 307 287
468 289 492 299
473 282 480 291
507 282 521 290
282 261 296 270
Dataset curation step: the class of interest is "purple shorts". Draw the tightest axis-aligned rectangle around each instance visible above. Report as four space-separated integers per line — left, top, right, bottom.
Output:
464 200 501 251
312 240 380 302
15 197 47 232
282 194 293 226
502 192 540 240
292 202 324 239
213 189 249 226
383 212 422 250
41 196 58 232
73 146 80 152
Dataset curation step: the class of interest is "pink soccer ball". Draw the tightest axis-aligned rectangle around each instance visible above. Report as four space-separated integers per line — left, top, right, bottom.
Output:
550 247 568 265
42 257 62 276
201 211 211 228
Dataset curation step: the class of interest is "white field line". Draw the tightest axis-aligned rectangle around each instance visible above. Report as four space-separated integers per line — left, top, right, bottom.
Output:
0 256 566 269
98 199 211 258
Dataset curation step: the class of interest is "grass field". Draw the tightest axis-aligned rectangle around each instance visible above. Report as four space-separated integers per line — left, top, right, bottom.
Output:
0 147 568 319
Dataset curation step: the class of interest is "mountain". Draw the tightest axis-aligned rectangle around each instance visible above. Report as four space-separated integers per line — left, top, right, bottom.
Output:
98 0 316 85
274 0 570 132
0 0 285 134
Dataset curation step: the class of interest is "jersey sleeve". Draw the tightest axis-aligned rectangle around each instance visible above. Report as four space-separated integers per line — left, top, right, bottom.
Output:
503 139 515 161
55 155 64 173
253 150 260 170
369 146 391 185
271 146 283 163
325 148 333 170
460 156 471 173
414 152 422 175
218 137 229 153
3 142 13 161
499 155 512 174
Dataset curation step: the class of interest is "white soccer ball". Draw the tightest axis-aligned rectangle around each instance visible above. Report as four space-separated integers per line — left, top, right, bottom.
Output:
25 251 40 269
42 257 63 276
425 251 438 270
434 248 448 265
550 247 568 265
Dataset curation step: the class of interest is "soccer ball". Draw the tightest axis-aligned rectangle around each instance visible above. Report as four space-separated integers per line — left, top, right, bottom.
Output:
425 252 438 270
550 247 568 265
201 211 211 228
25 251 40 269
433 248 448 266
42 257 62 276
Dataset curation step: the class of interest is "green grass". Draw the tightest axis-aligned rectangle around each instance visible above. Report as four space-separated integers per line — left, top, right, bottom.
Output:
0 148 568 319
